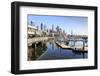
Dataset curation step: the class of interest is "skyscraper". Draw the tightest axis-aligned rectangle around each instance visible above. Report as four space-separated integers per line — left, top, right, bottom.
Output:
56 25 60 32
30 21 35 26
71 30 73 35
44 25 46 31
40 23 43 30
52 24 54 32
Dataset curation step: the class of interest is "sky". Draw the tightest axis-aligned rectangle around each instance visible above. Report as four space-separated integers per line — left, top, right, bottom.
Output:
28 15 88 35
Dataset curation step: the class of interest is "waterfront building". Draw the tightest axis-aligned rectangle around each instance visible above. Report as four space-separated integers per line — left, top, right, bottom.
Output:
28 24 49 38
28 25 43 38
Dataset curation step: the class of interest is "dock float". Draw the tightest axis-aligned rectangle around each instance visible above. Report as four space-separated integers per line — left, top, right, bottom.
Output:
55 41 88 53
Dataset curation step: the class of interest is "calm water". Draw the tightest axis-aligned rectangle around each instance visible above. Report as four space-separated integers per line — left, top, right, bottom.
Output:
28 40 88 61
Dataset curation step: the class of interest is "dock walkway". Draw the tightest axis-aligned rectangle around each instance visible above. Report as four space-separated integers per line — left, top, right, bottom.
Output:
55 41 88 53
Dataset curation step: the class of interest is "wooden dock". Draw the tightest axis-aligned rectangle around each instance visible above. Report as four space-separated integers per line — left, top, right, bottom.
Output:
55 41 71 49
55 41 88 53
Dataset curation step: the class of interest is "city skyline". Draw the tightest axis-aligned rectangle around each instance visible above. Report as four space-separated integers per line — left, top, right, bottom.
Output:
28 15 88 35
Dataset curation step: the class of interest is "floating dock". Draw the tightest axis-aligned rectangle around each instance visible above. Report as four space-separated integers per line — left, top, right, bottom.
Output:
55 41 88 53
55 41 71 49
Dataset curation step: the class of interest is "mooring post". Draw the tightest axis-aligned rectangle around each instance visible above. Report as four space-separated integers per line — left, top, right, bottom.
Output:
83 40 85 50
83 53 85 58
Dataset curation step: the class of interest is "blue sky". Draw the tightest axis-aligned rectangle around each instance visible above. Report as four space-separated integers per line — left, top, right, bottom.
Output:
28 15 88 35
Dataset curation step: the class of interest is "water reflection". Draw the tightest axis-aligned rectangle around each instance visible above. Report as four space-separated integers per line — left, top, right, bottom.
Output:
28 42 47 60
28 39 87 61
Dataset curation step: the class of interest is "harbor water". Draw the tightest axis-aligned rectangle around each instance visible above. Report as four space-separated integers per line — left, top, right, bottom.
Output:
28 39 88 61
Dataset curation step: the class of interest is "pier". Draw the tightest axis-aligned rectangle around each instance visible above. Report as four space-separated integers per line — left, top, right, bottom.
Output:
55 40 88 53
28 37 54 46
28 37 48 46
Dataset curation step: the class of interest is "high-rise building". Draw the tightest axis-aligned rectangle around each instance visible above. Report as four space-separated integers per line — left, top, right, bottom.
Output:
44 25 46 31
52 24 54 32
40 23 43 30
30 21 35 26
71 30 73 35
36 26 39 30
56 25 60 32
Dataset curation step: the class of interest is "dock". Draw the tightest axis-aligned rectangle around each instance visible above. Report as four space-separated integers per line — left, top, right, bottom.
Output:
55 41 71 49
55 41 88 53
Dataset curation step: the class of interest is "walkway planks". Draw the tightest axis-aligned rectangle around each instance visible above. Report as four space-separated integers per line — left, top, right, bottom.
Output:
55 41 88 53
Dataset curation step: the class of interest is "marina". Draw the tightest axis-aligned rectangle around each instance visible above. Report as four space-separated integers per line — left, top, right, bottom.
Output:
28 38 88 60
27 15 88 61
55 40 88 53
